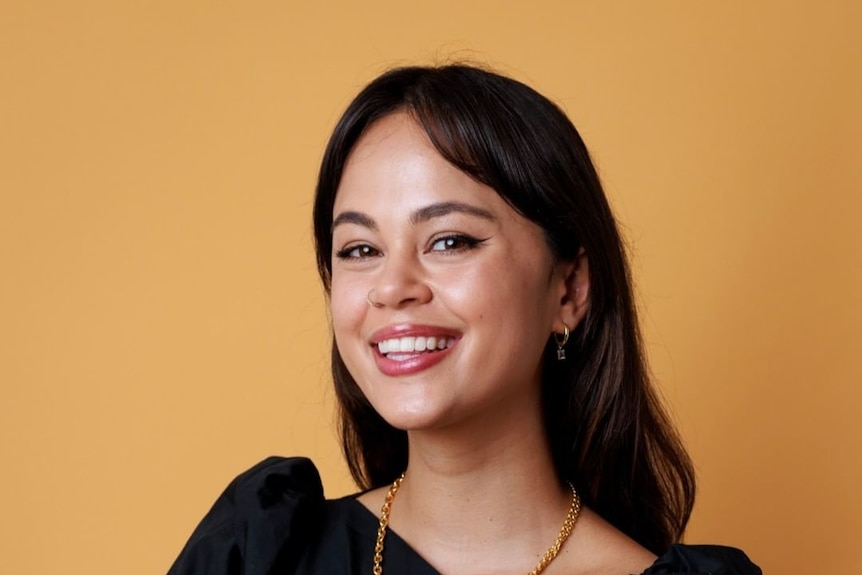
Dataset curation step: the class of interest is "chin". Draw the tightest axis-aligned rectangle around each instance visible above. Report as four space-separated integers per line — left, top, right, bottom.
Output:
372 401 454 432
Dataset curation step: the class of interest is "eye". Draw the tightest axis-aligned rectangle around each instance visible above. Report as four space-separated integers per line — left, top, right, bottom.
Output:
429 234 486 253
334 244 380 260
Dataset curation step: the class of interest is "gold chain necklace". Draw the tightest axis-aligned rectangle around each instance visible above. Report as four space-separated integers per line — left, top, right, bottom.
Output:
372 474 581 575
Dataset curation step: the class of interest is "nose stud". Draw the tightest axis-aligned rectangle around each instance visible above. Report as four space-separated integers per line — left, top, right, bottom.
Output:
367 289 384 308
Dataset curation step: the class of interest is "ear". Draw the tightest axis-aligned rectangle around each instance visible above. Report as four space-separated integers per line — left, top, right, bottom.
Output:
553 248 589 333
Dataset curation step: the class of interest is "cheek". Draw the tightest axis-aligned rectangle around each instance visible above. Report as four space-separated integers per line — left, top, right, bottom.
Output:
456 255 552 307
471 259 556 334
329 277 368 340
330 272 384 378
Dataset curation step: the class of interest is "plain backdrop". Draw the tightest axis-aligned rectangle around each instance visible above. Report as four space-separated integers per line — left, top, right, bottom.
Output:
1 1 860 573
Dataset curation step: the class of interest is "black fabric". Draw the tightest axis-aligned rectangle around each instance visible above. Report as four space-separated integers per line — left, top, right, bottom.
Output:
167 457 761 575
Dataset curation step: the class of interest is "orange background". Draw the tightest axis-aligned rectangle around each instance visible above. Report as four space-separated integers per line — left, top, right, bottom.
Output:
2 1 860 573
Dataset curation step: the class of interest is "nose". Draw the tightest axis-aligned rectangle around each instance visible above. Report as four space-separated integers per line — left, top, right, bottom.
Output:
370 250 433 309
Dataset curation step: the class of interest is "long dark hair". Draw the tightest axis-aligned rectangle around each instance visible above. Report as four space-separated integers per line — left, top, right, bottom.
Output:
312 64 695 554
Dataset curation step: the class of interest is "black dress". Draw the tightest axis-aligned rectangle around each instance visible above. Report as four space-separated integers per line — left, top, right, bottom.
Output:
167 457 761 575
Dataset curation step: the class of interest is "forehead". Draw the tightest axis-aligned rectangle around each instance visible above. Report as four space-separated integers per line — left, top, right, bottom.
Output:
342 112 432 169
334 112 497 215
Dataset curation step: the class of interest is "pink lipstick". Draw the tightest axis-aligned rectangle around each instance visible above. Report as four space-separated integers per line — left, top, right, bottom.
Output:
370 324 461 377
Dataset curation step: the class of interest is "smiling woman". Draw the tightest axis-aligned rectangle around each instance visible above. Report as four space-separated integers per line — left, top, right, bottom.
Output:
167 65 761 575
330 114 568 431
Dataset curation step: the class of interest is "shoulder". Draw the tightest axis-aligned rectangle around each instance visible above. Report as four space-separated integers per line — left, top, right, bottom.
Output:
561 507 658 575
643 543 762 575
561 509 760 575
167 456 326 575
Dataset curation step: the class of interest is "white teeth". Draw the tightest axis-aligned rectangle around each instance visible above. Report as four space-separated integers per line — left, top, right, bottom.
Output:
399 337 414 352
376 336 454 355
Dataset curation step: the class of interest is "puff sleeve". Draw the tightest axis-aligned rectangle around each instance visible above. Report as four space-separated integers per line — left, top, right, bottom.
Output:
166 457 325 575
643 544 762 575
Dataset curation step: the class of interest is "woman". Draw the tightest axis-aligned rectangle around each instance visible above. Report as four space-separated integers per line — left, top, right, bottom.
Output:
168 64 760 575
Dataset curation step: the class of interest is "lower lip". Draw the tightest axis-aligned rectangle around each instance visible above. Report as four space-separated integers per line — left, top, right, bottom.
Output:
373 343 456 376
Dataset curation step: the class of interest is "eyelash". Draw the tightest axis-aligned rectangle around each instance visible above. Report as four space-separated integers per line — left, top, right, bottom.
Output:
429 234 486 253
334 234 487 261
334 244 380 260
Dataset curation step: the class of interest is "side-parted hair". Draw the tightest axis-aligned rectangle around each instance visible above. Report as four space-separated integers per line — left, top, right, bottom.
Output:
312 64 695 554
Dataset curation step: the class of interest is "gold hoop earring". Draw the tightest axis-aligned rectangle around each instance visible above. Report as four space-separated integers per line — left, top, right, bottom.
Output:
554 323 569 361
367 289 383 308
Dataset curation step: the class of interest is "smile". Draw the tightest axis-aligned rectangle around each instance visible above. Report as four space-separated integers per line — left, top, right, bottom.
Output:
369 326 461 376
376 336 456 357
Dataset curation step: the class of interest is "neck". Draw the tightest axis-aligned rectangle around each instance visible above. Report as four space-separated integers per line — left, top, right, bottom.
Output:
383 399 571 568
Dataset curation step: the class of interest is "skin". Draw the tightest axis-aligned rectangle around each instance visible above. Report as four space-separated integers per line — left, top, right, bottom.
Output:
330 112 655 575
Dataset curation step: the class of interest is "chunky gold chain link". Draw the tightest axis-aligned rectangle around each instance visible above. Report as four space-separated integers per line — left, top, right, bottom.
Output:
372 474 404 575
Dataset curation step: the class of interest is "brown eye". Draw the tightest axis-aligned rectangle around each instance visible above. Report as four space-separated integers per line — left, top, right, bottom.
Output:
430 235 485 253
335 244 380 260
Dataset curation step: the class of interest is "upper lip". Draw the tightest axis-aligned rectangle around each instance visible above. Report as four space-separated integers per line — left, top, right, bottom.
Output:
369 323 462 344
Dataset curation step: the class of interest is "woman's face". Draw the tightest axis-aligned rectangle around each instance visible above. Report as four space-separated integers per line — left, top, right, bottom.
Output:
329 112 576 433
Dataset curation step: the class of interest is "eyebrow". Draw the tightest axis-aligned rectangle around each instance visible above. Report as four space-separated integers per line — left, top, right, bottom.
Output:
332 211 377 231
409 201 496 225
332 201 496 232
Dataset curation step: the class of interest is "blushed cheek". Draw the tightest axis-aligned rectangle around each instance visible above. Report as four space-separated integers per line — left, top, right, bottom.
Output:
329 303 360 381
329 286 370 354
330 295 355 332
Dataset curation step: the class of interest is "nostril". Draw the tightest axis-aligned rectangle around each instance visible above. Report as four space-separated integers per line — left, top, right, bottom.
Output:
367 290 384 308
